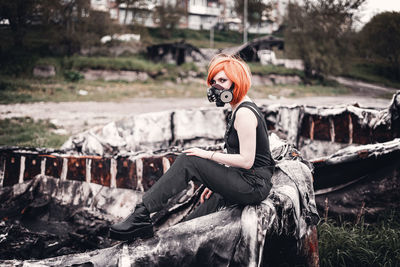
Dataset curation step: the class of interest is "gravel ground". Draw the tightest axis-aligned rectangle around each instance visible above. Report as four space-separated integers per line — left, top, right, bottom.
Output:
0 96 393 135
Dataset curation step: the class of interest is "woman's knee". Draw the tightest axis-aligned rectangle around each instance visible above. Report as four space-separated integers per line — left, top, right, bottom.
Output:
172 153 194 169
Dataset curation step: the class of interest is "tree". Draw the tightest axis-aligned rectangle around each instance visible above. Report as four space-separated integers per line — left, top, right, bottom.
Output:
284 0 366 80
235 0 272 29
0 0 42 47
153 1 185 38
0 0 117 58
359 12 400 80
116 0 147 25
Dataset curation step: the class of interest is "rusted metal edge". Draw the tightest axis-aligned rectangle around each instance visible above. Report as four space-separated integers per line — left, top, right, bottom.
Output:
312 138 400 190
0 148 179 190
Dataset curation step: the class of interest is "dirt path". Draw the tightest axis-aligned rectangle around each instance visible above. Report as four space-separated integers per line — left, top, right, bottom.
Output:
0 96 393 135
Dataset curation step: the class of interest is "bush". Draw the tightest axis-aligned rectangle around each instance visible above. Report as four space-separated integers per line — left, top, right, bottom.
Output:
358 12 400 81
0 50 38 76
64 70 84 82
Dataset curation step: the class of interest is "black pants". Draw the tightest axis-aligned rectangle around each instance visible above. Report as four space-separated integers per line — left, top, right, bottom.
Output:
142 153 273 220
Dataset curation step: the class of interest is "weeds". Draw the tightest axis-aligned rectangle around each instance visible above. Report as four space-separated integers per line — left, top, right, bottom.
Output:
318 210 400 267
63 55 165 73
0 117 68 148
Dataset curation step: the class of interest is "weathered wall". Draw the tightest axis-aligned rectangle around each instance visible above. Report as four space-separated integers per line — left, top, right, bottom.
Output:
60 92 400 159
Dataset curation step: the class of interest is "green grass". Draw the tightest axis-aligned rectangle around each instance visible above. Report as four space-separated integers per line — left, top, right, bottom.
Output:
1 73 363 104
318 211 400 267
0 74 356 104
343 61 400 89
0 117 69 148
0 77 208 104
63 55 165 73
248 62 304 77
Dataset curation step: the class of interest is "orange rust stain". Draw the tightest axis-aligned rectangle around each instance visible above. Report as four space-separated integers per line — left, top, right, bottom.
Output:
40 154 57 158
65 155 102 160
310 119 315 140
311 159 326 163
306 234 319 254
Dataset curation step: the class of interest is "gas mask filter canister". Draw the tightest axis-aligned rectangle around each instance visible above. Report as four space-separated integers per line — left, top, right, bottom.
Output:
207 83 234 107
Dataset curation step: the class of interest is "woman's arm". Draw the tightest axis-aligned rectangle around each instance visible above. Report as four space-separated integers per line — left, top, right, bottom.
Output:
184 107 258 169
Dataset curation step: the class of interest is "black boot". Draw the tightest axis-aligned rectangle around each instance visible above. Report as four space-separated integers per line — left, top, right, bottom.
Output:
109 203 154 241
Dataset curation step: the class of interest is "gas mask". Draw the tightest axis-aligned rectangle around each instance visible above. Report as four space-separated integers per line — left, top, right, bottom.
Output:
207 83 235 107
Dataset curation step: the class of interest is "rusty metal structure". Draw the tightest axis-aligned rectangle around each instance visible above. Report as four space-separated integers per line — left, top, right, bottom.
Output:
0 141 320 266
0 92 399 266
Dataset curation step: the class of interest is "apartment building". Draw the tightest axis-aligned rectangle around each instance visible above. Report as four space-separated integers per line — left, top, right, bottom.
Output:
90 0 289 34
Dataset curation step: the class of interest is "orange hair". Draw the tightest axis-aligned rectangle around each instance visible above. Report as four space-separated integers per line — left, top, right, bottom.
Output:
207 53 252 105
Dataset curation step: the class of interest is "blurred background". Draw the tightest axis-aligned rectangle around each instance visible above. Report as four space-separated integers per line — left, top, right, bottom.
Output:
0 0 399 265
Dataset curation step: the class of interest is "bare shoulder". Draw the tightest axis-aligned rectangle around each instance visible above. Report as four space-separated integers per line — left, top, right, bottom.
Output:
234 106 258 128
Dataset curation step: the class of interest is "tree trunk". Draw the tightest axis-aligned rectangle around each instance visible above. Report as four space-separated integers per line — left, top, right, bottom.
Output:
124 0 131 25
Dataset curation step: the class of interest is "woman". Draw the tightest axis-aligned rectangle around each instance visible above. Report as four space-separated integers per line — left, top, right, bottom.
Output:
109 54 275 241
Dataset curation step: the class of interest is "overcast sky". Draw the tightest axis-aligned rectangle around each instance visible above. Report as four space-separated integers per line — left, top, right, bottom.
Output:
357 0 400 28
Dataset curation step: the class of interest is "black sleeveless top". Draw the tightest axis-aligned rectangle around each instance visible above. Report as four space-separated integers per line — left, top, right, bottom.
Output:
224 101 275 169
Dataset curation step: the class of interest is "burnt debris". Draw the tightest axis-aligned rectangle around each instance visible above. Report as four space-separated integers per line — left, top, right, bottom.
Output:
146 41 206 65
0 141 319 266
313 139 400 221
0 179 115 260
223 35 284 62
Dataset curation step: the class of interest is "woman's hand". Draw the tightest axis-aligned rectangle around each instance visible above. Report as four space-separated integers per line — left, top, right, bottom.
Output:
183 147 212 159
200 187 213 203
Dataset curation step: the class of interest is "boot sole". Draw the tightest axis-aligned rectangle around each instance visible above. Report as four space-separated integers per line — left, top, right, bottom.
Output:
109 224 154 241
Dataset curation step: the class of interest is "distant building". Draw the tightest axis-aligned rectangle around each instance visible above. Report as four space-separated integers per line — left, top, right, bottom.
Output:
89 0 291 34
90 0 119 19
